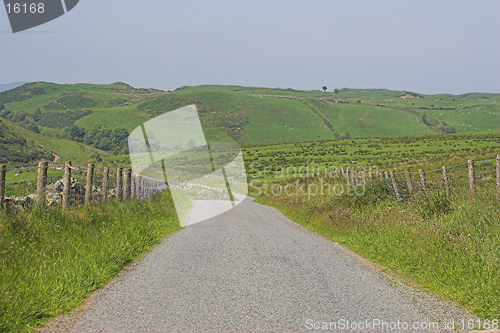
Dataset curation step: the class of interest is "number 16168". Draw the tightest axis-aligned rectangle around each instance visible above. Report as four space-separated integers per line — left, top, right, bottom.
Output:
6 3 45 14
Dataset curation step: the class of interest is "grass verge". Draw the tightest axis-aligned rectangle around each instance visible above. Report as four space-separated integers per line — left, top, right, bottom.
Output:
256 178 500 319
0 191 181 333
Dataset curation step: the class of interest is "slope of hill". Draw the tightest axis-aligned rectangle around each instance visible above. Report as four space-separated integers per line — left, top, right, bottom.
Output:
0 119 53 164
0 82 499 160
0 118 109 165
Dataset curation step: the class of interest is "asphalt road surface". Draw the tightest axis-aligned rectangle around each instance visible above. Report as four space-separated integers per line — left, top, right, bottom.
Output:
67 197 472 332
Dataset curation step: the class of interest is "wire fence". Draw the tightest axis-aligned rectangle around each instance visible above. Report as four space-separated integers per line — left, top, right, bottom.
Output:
337 155 500 201
1 155 499 214
0 161 167 215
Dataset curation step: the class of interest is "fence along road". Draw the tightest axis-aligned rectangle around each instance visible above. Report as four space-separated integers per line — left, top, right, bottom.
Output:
1 156 499 213
2 155 499 214
0 161 164 214
61 197 477 333
335 156 500 202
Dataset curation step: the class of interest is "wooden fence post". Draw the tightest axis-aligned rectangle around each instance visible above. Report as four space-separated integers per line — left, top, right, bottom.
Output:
442 166 449 196
379 172 383 181
131 174 136 199
468 160 475 193
368 168 374 182
496 155 500 199
102 167 109 203
405 169 413 196
390 171 401 201
36 161 48 204
361 171 366 186
125 169 131 200
419 169 426 191
85 163 94 205
345 167 350 186
135 177 139 200
62 161 71 208
116 168 123 201
0 165 6 214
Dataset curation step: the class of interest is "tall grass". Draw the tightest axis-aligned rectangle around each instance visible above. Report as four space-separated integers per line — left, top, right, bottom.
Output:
0 191 181 333
257 178 500 319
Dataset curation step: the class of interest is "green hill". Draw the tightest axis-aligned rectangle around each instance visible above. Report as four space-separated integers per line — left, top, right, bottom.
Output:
0 82 499 165
0 118 108 165
0 118 53 164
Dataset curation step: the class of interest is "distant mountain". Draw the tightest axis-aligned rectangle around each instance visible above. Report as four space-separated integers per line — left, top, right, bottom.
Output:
0 82 499 165
0 82 29 93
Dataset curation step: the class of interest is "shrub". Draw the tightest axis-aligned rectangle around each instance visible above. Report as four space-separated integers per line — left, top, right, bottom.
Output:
26 122 40 133
412 189 453 219
333 179 391 209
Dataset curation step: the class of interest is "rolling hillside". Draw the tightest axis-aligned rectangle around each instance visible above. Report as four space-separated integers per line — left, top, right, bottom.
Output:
0 82 499 165
0 118 108 165
0 118 53 164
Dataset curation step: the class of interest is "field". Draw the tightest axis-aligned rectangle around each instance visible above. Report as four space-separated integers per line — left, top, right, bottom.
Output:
242 132 500 180
1 83 499 167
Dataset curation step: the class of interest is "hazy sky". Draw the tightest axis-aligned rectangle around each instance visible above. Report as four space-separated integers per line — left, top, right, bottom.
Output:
0 0 499 94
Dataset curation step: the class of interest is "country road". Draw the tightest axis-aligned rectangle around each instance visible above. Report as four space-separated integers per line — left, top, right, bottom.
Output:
51 197 476 333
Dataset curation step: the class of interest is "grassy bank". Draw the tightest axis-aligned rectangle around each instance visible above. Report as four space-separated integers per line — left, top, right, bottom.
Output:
0 191 181 333
256 178 500 319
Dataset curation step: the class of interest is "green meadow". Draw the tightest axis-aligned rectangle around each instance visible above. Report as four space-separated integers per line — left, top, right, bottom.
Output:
242 132 500 180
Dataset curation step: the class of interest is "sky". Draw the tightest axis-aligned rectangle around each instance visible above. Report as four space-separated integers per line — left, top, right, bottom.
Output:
0 0 499 95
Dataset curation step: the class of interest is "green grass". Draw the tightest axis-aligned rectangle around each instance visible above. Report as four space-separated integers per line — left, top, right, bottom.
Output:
0 118 110 166
307 98 435 138
74 105 148 132
241 132 500 180
0 190 181 333
0 119 53 164
256 177 500 319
